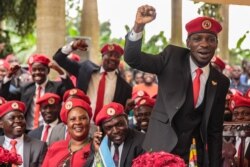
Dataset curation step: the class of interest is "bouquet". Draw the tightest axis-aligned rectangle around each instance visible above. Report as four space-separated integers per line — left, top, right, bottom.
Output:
0 146 22 167
132 151 186 167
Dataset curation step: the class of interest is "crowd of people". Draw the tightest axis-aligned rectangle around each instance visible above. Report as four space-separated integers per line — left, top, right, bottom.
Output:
0 4 249 167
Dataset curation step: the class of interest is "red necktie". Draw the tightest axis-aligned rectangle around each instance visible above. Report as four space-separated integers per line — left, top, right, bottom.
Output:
34 86 42 128
193 68 203 107
42 124 51 142
113 144 119 167
94 72 107 121
10 140 17 167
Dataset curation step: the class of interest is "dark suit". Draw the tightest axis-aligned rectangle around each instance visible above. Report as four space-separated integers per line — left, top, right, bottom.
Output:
0 79 73 130
85 128 145 167
0 135 47 167
53 49 132 107
124 37 229 167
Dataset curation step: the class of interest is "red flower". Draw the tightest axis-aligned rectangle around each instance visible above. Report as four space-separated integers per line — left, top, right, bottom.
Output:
132 151 186 167
0 146 23 166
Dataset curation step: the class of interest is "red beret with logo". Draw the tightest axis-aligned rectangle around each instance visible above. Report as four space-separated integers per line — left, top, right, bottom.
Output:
185 16 222 36
95 102 126 126
211 56 226 71
100 44 124 56
0 59 9 70
28 54 50 66
36 93 61 106
132 90 150 104
61 98 92 124
229 94 250 111
63 88 91 105
0 100 25 117
0 96 6 106
135 96 156 109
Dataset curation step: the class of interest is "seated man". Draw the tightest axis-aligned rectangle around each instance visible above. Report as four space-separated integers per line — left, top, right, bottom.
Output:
0 100 47 167
133 96 155 133
28 93 61 143
86 102 145 167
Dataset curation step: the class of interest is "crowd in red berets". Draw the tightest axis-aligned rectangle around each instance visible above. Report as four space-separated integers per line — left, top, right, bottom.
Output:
1 4 250 167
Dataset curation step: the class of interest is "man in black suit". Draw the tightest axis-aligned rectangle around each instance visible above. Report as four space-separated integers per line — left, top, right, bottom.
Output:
124 5 230 167
0 54 73 131
0 100 47 167
53 42 132 123
86 102 145 167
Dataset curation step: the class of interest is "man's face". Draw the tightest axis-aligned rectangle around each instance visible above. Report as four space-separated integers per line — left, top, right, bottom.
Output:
102 51 121 72
7 56 19 66
231 66 242 79
135 72 143 84
40 104 60 124
102 115 128 145
1 111 26 139
134 105 152 131
232 106 250 122
31 63 49 85
67 107 90 141
143 73 155 85
186 33 218 68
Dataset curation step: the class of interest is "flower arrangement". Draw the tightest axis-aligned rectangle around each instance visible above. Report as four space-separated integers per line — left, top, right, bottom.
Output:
0 146 22 167
132 151 186 167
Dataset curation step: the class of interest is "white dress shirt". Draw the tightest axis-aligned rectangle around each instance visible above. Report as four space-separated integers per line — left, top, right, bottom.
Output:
41 119 59 142
3 135 24 167
189 57 210 108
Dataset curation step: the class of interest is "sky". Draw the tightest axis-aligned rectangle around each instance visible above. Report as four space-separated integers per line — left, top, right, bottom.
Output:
97 0 250 49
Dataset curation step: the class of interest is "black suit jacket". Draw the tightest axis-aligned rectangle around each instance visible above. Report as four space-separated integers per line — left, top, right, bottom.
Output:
124 37 229 167
85 128 145 167
0 79 73 116
0 135 47 167
53 49 132 107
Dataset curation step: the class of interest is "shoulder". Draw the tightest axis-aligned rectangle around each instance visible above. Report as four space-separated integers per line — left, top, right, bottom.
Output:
164 45 190 56
24 135 47 147
128 128 145 142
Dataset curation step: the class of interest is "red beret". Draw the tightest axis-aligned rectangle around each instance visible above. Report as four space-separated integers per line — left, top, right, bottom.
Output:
63 88 91 105
0 101 25 117
135 96 155 109
101 44 124 56
132 90 150 104
28 54 50 66
61 98 92 124
95 102 126 126
211 56 226 71
229 94 250 111
0 96 6 106
68 53 80 62
185 16 222 36
36 93 61 106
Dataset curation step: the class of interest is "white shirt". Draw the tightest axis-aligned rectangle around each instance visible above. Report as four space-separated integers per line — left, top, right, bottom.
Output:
41 119 59 142
3 135 24 167
235 136 250 157
87 67 117 122
189 57 210 108
110 142 124 167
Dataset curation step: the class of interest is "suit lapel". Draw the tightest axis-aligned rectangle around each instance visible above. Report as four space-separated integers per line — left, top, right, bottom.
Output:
201 67 218 140
120 130 133 166
23 135 31 167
